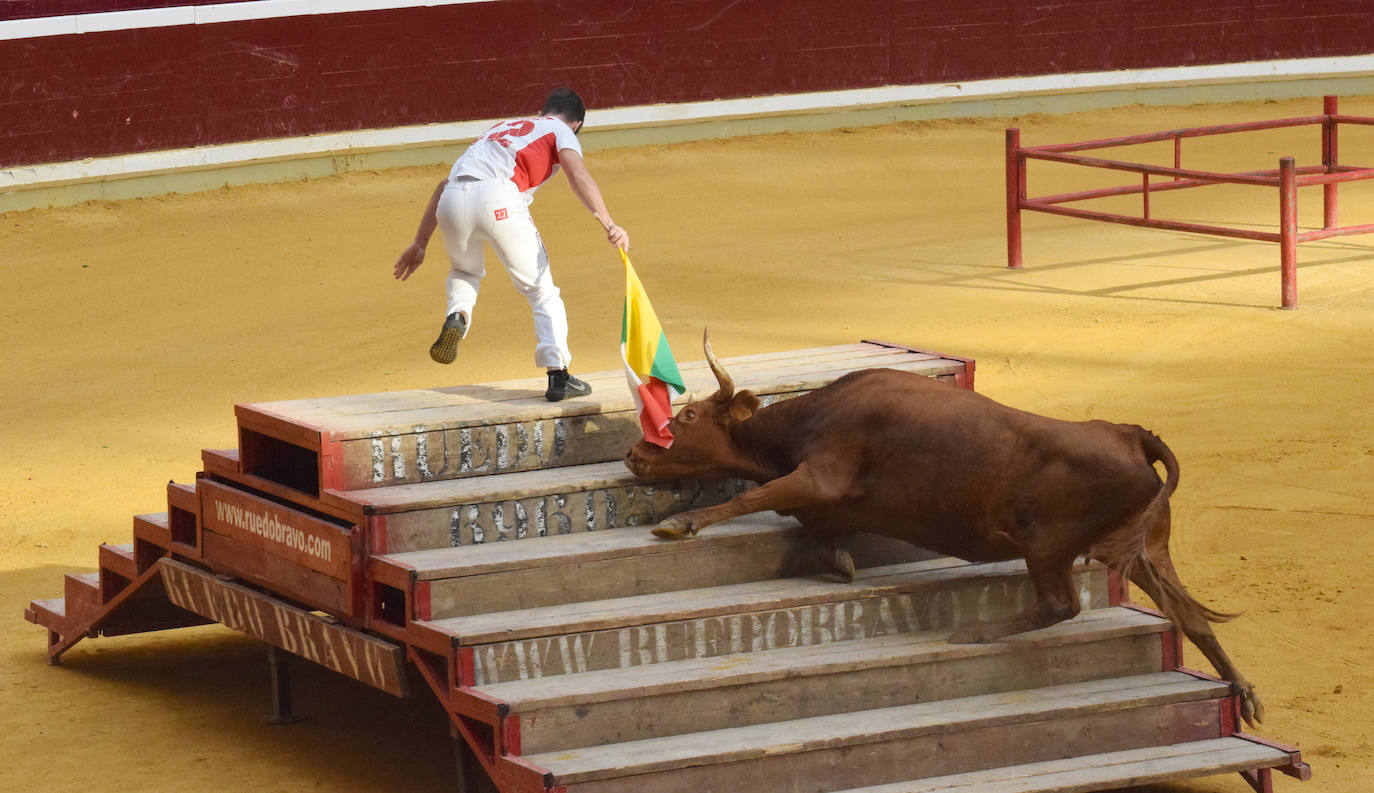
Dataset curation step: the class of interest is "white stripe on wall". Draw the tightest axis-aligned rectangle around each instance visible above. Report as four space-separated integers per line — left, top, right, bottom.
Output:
0 0 502 40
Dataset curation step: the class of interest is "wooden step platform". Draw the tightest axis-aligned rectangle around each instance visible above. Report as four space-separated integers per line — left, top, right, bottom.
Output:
425 557 1109 685
517 673 1232 793
24 598 65 634
342 458 933 560
98 543 137 582
380 514 830 620
837 738 1302 793
232 342 969 496
482 607 1170 754
339 461 754 553
26 339 1309 793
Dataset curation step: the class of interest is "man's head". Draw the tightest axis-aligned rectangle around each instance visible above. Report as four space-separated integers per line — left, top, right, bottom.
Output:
541 87 586 133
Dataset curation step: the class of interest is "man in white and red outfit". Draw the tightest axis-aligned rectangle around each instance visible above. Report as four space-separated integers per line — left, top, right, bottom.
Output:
393 87 629 401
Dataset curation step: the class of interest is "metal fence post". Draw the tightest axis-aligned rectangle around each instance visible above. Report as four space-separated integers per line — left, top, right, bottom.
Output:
1323 95 1339 230
1006 128 1023 269
1279 157 1298 309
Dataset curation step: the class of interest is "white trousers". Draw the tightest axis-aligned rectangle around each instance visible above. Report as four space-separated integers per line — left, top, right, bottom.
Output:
435 179 571 369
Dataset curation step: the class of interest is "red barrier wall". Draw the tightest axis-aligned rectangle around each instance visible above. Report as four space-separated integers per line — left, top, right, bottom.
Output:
3 0 1372 169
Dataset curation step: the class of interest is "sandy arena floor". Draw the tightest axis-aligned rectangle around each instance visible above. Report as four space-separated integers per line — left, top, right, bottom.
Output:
2 96 1372 792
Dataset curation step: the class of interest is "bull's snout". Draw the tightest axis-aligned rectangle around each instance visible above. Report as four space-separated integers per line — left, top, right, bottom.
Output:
624 444 651 477
625 440 671 478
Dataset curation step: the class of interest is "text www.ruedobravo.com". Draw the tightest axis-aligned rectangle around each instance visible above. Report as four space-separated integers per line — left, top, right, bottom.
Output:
213 499 332 563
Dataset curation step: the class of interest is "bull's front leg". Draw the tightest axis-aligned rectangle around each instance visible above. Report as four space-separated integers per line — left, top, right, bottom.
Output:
652 461 852 540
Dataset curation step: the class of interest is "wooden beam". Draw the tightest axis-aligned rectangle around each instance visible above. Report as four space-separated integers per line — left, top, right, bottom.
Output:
161 559 408 698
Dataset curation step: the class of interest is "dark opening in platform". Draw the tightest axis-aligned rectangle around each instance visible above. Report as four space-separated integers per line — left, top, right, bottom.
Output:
240 428 320 497
376 584 406 627
169 505 197 549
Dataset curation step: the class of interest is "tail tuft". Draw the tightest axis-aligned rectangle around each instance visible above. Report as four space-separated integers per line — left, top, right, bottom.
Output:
1115 547 1239 624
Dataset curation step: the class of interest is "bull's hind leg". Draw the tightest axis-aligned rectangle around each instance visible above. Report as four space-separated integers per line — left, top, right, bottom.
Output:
1125 547 1265 727
948 553 1081 644
1093 501 1263 727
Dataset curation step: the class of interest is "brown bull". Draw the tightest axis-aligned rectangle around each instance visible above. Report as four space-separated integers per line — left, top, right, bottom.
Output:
625 331 1262 727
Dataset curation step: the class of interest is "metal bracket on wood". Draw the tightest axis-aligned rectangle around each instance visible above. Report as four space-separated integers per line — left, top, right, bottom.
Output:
264 645 304 725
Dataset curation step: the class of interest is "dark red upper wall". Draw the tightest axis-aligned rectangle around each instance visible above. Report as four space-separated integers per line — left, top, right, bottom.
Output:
3 0 1372 168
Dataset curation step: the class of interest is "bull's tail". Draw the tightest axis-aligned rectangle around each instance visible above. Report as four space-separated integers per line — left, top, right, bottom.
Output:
1139 427 1180 499
1093 427 1237 625
1097 427 1261 726
1115 537 1239 624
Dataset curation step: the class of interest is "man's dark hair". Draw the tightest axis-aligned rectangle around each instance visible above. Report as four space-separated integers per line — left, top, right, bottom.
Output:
541 87 586 124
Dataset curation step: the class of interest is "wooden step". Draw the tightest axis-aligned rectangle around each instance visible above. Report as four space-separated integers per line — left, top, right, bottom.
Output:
133 512 171 545
338 461 754 554
165 480 202 553
520 672 1232 793
347 460 937 561
428 558 1110 685
132 512 172 572
234 342 971 495
98 543 138 602
62 572 101 633
834 737 1301 793
376 514 833 621
64 572 99 603
24 597 66 633
485 607 1171 754
202 446 368 526
36 568 209 646
98 543 137 583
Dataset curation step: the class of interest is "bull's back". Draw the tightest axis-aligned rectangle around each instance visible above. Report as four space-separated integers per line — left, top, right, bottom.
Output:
775 367 1023 453
772 368 1168 560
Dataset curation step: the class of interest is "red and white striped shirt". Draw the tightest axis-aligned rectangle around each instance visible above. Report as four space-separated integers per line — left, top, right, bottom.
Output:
449 116 583 203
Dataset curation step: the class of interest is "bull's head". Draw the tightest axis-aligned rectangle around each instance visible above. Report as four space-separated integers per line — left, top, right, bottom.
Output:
624 329 761 480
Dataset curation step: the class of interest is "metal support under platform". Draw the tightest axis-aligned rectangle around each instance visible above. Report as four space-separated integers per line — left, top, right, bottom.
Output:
264 645 304 726
453 733 499 793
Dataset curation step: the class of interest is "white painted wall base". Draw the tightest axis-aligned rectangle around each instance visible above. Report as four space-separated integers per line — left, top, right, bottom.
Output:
3 56 1371 213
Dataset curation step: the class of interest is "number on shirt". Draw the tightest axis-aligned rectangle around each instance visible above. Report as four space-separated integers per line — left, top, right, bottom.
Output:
484 120 536 149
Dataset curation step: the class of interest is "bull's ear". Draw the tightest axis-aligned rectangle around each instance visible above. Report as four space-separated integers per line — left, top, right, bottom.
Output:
726 390 760 423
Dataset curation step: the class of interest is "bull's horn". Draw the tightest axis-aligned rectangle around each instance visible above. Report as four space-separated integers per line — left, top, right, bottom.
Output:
703 327 735 401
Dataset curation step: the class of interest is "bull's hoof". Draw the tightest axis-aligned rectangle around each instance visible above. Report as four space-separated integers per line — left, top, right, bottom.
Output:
1238 684 1265 727
832 548 856 583
651 518 698 540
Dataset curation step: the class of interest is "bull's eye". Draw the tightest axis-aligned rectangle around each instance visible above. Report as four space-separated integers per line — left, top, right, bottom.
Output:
681 408 697 422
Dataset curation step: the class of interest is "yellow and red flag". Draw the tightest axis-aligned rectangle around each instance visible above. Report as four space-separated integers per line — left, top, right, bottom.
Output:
620 249 684 448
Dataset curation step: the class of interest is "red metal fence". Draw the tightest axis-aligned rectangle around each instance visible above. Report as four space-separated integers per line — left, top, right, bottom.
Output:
1006 96 1374 308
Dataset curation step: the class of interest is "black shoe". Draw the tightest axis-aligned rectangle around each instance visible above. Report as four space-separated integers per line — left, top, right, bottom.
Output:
429 312 467 364
545 369 592 401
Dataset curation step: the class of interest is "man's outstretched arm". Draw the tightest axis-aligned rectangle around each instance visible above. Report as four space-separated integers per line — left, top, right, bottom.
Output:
394 178 447 281
559 150 629 250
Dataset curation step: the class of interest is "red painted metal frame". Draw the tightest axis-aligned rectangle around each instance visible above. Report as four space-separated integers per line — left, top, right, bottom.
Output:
1006 96 1374 309
1175 665 1311 791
